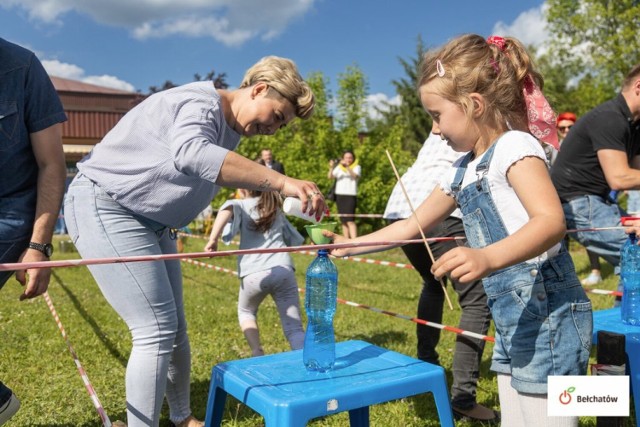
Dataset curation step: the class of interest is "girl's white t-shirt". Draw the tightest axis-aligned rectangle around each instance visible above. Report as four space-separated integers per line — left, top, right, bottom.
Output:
440 131 561 263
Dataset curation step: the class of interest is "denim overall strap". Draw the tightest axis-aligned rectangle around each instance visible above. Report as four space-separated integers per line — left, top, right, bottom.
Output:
451 143 509 248
450 152 474 193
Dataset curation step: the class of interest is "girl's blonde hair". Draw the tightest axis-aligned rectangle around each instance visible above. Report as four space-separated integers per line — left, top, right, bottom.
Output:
247 159 282 233
419 34 543 131
240 56 315 120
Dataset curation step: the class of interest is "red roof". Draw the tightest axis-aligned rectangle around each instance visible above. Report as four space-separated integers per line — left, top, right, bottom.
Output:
51 76 136 95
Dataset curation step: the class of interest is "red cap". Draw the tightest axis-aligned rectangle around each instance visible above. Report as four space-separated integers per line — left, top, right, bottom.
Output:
556 112 577 125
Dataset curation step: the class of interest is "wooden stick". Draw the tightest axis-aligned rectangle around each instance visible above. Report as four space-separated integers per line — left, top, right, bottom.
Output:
385 150 454 310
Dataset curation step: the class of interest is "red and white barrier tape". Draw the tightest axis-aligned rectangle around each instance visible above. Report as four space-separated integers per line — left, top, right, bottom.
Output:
181 258 238 276
180 258 495 342
327 213 384 218
42 291 112 427
298 287 495 343
584 288 622 297
296 250 417 270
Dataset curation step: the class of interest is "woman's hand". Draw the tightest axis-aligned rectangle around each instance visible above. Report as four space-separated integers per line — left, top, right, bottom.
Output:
431 246 492 284
281 177 328 221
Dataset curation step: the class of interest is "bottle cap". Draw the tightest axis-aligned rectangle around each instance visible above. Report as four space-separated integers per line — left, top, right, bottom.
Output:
283 197 323 223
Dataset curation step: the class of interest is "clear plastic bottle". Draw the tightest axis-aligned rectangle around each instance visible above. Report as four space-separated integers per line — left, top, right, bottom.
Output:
303 249 338 372
621 232 640 325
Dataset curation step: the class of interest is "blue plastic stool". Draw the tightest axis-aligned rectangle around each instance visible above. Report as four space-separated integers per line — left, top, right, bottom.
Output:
204 339 454 427
592 308 640 426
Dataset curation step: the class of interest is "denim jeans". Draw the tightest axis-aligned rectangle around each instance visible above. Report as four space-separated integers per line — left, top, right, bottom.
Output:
0 235 29 289
451 143 592 394
395 217 491 409
562 195 626 268
563 195 626 302
64 174 192 426
0 195 33 288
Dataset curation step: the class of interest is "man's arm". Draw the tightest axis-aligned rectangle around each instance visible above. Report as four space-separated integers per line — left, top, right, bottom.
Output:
15 123 66 300
598 149 640 191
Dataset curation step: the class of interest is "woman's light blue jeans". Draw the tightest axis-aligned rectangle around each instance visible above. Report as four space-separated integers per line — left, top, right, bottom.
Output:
64 174 193 426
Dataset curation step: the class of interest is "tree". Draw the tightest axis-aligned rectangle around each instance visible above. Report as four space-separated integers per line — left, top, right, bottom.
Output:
336 65 368 136
545 0 640 104
148 69 228 94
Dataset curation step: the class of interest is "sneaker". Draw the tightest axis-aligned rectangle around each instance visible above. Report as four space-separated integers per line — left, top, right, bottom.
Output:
581 272 603 286
0 392 20 425
452 403 500 424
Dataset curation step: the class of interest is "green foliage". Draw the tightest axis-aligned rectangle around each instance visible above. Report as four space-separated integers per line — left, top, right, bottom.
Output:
336 65 368 133
544 0 640 108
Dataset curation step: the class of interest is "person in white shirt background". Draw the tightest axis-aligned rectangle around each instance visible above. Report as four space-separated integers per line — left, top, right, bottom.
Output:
328 150 361 238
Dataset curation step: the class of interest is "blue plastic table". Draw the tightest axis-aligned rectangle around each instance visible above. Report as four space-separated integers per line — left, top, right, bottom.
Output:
592 308 640 425
204 339 454 427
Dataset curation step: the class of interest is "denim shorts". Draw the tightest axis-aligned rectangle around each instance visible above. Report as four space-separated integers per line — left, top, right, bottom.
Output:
482 251 593 394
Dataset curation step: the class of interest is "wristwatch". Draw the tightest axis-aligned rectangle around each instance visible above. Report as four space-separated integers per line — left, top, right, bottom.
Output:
28 241 54 258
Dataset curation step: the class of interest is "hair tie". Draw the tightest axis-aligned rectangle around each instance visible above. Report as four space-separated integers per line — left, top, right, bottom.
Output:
487 35 559 149
487 35 507 51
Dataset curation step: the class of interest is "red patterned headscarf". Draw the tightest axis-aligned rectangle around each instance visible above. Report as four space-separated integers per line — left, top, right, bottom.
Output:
486 36 559 150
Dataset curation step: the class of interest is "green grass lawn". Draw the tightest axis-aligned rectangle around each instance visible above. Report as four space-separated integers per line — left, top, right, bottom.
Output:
0 235 633 426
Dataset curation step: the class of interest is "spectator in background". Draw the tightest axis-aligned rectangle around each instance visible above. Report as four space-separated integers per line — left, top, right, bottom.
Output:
260 148 285 174
551 63 640 303
328 150 361 238
0 37 67 425
556 111 606 286
556 112 577 145
383 133 496 423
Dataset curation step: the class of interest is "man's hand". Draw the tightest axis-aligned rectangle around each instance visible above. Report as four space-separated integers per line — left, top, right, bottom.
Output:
15 248 51 300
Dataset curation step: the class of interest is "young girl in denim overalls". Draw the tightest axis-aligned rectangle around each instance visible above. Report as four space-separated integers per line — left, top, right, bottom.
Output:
328 34 593 427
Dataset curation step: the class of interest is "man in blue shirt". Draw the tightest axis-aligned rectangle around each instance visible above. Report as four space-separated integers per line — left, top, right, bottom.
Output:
0 37 67 424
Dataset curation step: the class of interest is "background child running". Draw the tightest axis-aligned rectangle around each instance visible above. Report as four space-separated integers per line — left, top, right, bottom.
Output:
328 34 592 427
205 161 305 357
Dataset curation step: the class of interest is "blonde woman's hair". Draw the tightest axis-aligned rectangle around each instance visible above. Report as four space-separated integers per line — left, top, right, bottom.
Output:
241 56 315 120
419 34 543 132
247 159 282 233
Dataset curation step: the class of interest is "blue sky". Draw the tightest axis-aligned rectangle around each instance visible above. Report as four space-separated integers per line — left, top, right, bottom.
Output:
1 0 548 115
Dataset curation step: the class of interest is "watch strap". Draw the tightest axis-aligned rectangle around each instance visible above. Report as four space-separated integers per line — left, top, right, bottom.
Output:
28 241 52 257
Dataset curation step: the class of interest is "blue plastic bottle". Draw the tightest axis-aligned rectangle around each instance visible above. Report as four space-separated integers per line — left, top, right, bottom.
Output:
621 233 640 325
303 249 338 372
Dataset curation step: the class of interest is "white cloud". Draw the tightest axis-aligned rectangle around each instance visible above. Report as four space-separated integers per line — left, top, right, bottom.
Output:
492 4 549 50
365 93 401 121
2 0 316 47
42 59 136 92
